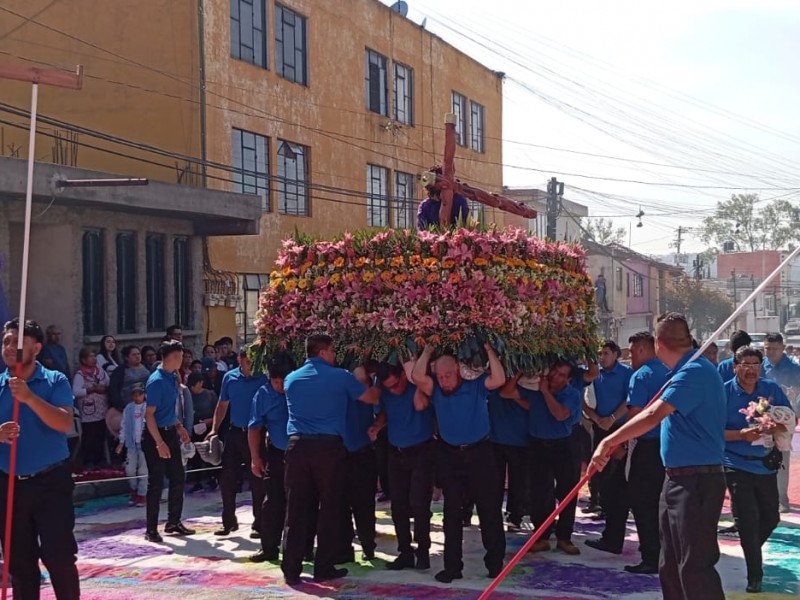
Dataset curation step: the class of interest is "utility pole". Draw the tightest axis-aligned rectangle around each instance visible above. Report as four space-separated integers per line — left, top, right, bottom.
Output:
546 177 563 240
674 226 685 265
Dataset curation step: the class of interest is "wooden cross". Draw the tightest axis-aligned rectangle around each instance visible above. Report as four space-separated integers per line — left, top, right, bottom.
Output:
419 113 538 226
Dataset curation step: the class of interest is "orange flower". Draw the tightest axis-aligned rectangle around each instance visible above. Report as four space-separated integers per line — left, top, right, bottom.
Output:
298 279 308 290
375 258 386 266
355 257 367 268
285 280 297 291
380 270 393 281
333 257 345 268
394 274 408 283
409 255 422 266
390 256 404 268
412 271 425 281
473 257 489 266
330 273 341 284
362 272 376 283
526 259 539 269
270 278 283 289
282 267 293 277
423 257 439 269
442 259 456 269
449 273 462 284
426 273 438 283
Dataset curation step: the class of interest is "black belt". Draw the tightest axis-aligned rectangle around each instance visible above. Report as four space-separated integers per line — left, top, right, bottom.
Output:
289 434 341 441
393 438 434 453
666 465 724 477
443 436 489 451
230 426 249 432
12 459 68 481
157 425 176 431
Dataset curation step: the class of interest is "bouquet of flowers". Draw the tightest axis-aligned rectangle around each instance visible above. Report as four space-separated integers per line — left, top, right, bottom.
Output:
739 396 792 448
251 227 599 374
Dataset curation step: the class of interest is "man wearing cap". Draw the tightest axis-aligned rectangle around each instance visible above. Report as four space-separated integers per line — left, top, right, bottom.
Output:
281 334 381 585
592 313 727 600
142 340 195 542
208 347 269 537
248 354 295 562
0 318 80 599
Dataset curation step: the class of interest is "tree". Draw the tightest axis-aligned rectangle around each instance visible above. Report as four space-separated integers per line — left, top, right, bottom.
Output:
701 193 800 251
663 277 734 339
581 217 626 245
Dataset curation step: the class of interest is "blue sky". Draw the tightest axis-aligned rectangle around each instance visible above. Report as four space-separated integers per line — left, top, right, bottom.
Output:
382 0 800 254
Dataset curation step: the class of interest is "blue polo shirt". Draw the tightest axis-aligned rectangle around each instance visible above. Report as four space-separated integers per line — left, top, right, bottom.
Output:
0 364 72 476
379 383 434 449
146 367 180 427
430 374 490 446
488 390 529 447
723 378 791 475
220 367 269 428
285 358 366 437
593 362 632 417
660 353 726 468
627 358 670 440
762 354 800 389
717 358 735 384
248 381 289 451
524 385 582 440
343 398 374 452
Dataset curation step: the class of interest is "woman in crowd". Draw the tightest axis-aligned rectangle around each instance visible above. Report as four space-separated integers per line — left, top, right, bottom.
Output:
97 334 120 373
72 346 111 466
141 345 158 373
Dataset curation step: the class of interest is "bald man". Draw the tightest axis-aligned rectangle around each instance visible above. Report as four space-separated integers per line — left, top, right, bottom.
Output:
412 346 506 584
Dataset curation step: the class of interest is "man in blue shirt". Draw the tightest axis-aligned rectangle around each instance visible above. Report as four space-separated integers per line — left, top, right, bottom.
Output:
717 329 751 384
412 344 507 583
724 346 793 593
592 313 727 600
416 167 470 229
208 347 269 537
248 354 295 563
0 319 79 599
371 362 435 571
488 379 530 531
503 360 582 556
142 340 194 542
762 332 800 513
583 340 632 514
281 334 380 585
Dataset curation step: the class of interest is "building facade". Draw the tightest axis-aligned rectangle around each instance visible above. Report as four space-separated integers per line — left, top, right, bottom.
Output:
502 188 588 242
0 0 505 345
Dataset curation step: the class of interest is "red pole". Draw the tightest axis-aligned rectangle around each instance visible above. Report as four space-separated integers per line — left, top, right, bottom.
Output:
2 360 22 599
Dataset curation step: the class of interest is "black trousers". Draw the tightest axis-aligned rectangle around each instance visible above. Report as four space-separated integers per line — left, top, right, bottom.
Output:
437 439 505 574
142 427 185 531
492 443 528 523
388 439 435 555
282 436 347 579
374 426 391 498
628 439 664 566
659 472 725 600
80 420 106 466
339 445 377 555
0 465 79 600
599 453 628 551
220 428 265 530
260 443 286 554
589 423 615 506
726 468 780 584
528 435 580 542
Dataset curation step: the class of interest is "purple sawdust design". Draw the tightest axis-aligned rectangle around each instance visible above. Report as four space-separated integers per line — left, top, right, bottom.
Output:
509 559 661 598
79 538 173 560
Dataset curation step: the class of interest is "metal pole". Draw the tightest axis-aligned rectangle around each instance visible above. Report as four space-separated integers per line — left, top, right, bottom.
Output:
2 81 39 600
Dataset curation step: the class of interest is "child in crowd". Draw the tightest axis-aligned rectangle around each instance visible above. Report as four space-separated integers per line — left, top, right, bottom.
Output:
116 382 148 506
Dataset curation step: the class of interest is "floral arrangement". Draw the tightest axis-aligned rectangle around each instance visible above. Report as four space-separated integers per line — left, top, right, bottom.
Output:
739 397 776 429
251 227 598 374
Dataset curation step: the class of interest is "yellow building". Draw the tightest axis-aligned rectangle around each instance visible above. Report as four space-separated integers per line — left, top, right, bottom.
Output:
0 0 504 346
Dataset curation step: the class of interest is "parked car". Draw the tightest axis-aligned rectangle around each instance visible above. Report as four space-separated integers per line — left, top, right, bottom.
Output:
784 319 800 336
716 338 731 361
748 333 768 349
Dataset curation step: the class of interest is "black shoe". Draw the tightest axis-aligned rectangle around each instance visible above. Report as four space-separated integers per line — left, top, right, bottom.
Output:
165 522 196 535
415 552 430 571
746 580 762 593
386 553 416 571
249 529 261 539
303 550 315 562
334 549 355 564
434 569 463 584
250 549 279 563
462 514 472 527
284 574 301 585
718 524 739 537
144 530 163 543
313 567 348 582
589 511 606 521
362 549 375 561
585 538 622 555
624 562 658 575
487 564 503 578
214 524 239 536
581 503 601 514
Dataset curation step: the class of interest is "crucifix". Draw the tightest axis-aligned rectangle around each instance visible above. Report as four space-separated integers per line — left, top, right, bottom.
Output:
419 113 538 226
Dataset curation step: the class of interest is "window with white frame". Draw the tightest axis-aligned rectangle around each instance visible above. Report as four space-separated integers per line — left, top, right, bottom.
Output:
633 273 644 297
366 164 389 227
277 140 309 216
393 63 413 125
452 92 467 146
365 49 388 116
393 171 416 229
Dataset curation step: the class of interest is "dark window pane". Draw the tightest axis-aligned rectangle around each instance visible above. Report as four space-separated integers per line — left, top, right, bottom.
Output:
452 92 467 146
393 171 416 229
116 232 136 334
146 234 165 331
174 238 191 328
232 128 270 211
230 0 266 67
278 140 309 216
82 230 105 336
365 49 388 115
366 164 388 227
